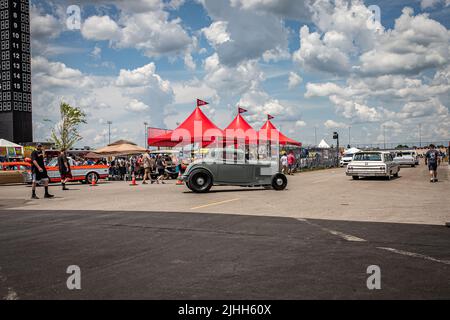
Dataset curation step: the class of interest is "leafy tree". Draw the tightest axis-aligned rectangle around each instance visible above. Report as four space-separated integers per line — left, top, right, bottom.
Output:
50 102 86 150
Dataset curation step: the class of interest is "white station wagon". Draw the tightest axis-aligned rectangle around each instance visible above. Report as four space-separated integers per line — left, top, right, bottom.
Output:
346 151 400 180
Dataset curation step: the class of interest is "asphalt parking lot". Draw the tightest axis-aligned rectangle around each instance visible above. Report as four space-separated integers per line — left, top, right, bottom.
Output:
0 163 449 299
0 210 449 299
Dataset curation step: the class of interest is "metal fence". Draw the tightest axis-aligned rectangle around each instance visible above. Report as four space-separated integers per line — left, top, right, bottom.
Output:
286 147 340 171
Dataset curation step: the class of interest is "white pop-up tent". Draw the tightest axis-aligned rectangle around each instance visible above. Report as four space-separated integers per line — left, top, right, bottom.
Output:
344 147 360 154
0 139 24 159
317 139 330 149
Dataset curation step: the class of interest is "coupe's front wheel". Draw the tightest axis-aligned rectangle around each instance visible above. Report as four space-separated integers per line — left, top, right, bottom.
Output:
272 173 287 191
188 170 213 193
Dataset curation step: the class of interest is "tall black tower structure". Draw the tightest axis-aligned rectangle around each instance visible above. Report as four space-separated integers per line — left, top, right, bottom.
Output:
0 0 31 143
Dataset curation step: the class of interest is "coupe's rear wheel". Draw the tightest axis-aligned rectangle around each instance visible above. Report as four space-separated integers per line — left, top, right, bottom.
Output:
352 176 359 180
188 170 213 193
86 172 99 184
272 173 287 191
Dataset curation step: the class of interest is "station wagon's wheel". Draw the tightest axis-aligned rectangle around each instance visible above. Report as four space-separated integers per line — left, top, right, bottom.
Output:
271 173 287 191
85 172 99 184
188 170 213 193
352 176 359 180
394 172 399 178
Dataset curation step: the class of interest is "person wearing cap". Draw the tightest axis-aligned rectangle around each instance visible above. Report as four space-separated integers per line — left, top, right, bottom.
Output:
30 144 54 199
425 144 441 183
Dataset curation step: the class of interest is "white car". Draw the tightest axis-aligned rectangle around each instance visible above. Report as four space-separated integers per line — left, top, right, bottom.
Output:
340 154 354 167
393 150 418 167
346 151 400 180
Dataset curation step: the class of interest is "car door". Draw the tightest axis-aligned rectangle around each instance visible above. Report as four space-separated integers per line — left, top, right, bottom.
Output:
216 149 253 183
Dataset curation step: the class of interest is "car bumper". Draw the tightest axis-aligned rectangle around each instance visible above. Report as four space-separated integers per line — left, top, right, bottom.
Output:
346 171 388 177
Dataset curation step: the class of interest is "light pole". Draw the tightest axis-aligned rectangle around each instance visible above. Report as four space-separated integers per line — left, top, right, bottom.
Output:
144 122 148 149
348 125 351 148
333 132 339 167
314 126 317 146
419 124 422 148
107 121 112 144
383 125 386 150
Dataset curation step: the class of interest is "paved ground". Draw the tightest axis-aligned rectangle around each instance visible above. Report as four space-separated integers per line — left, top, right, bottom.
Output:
0 163 449 299
0 209 449 299
1 162 449 225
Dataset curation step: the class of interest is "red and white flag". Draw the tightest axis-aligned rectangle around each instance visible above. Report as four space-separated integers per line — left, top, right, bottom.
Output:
238 107 247 114
197 99 209 107
267 114 274 120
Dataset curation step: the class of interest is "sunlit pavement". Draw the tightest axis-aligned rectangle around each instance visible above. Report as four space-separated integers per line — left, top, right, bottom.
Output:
1 163 449 225
0 164 449 299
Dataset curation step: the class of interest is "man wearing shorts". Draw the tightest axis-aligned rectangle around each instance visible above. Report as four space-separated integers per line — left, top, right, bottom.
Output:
287 151 295 175
425 144 441 183
31 144 54 199
58 149 72 190
156 154 166 184
142 150 154 184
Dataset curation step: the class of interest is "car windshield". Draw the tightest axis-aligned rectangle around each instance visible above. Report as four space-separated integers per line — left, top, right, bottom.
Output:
353 153 382 161
343 154 353 158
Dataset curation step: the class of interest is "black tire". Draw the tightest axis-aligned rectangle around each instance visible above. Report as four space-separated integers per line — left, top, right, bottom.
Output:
352 176 359 180
411 165 415 168
85 172 99 184
394 172 399 177
188 170 213 193
272 173 287 191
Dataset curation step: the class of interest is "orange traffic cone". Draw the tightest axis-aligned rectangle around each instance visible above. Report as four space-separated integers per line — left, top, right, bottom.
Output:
130 173 138 186
176 170 183 185
89 174 98 187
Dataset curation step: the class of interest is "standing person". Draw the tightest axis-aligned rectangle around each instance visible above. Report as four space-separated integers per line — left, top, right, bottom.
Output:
280 152 288 174
156 154 166 184
425 144 441 183
119 158 126 180
30 144 54 199
142 151 155 184
57 149 72 190
287 151 295 175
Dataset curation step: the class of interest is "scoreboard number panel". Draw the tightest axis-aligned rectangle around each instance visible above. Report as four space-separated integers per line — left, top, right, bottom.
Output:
0 0 30 114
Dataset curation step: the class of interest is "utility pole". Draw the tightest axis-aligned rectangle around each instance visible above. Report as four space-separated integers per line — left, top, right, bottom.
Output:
383 125 386 150
144 122 148 149
314 126 317 146
348 125 351 147
419 124 422 148
107 121 112 144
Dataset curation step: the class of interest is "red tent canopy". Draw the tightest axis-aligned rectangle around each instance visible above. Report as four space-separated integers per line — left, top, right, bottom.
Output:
223 113 258 144
148 107 223 147
258 120 302 146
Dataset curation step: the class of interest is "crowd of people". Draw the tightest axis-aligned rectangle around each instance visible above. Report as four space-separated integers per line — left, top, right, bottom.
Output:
108 152 180 184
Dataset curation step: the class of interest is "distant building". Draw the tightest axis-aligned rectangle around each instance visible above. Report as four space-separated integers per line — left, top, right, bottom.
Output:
0 0 32 143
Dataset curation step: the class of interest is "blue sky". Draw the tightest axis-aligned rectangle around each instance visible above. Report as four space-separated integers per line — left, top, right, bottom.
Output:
30 0 450 147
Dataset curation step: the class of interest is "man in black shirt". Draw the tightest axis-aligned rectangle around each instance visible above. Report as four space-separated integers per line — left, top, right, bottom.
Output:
58 149 72 190
425 144 441 183
31 144 54 199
